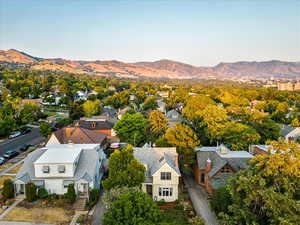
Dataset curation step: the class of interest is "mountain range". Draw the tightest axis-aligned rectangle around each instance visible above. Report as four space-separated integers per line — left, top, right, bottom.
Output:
1 49 300 79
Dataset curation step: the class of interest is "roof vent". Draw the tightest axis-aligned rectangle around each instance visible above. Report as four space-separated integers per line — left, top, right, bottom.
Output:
219 145 228 154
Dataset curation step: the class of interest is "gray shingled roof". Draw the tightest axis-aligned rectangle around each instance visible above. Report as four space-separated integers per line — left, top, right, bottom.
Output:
195 145 253 178
133 147 181 181
15 148 100 183
280 124 296 137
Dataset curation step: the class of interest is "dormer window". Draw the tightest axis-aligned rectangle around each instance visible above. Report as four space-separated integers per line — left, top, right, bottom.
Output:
42 166 50 173
58 165 65 173
91 122 96 128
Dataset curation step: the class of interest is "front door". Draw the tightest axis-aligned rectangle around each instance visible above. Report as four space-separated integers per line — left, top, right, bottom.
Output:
20 184 25 194
82 183 89 193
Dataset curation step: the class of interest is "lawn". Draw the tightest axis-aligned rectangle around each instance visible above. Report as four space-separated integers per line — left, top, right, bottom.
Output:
160 204 190 225
3 206 73 224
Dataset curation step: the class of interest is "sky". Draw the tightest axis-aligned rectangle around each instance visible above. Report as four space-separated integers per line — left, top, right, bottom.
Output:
0 0 299 66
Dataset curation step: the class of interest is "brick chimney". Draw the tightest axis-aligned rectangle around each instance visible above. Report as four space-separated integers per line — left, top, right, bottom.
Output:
174 154 179 168
65 127 73 137
206 158 212 172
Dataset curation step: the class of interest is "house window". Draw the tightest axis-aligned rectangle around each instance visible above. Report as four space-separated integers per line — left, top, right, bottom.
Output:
161 172 171 180
159 187 173 197
200 173 205 184
91 122 96 128
58 165 65 173
220 165 231 173
42 166 50 173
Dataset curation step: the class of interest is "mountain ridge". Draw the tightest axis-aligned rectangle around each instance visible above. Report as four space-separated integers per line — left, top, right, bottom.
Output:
1 49 300 79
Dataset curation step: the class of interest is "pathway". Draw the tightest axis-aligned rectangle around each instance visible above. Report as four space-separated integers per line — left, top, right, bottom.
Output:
0 198 24 220
69 211 81 225
184 176 218 225
91 192 106 225
0 159 25 177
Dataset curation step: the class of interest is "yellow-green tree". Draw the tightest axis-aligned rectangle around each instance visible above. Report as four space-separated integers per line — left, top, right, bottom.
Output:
82 99 101 117
148 110 168 136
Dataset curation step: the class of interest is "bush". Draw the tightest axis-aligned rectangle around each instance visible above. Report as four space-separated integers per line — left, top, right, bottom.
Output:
2 179 14 200
66 184 76 203
25 183 37 202
47 193 59 201
87 189 100 209
210 185 232 215
189 216 206 225
37 188 48 199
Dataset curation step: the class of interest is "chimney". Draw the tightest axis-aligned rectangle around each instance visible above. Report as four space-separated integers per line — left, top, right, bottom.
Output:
174 154 179 168
206 158 212 172
65 127 73 137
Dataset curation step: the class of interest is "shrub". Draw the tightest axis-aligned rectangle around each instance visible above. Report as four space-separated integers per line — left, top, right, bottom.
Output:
87 189 100 209
66 184 76 203
37 188 48 199
2 179 14 200
25 183 37 202
189 216 206 225
47 193 59 201
210 185 232 215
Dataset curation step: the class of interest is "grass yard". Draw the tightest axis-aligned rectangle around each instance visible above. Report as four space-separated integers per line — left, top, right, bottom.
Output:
0 176 14 189
3 206 73 224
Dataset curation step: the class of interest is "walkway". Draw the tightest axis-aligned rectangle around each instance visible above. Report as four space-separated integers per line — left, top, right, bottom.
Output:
0 159 25 177
0 198 24 220
69 211 81 225
184 176 218 225
91 192 106 225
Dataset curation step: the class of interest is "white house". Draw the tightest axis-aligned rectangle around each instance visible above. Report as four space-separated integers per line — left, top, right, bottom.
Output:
280 124 300 141
14 144 106 199
157 100 166 114
133 147 181 202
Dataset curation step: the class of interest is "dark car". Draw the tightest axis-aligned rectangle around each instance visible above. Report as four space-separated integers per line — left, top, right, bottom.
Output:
3 150 19 159
19 144 32 152
21 127 32 135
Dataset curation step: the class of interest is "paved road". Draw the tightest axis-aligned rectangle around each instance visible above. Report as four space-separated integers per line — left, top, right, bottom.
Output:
0 128 45 156
184 176 218 225
91 192 106 225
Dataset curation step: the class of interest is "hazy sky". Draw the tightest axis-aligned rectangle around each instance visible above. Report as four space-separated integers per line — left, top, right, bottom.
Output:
0 0 299 66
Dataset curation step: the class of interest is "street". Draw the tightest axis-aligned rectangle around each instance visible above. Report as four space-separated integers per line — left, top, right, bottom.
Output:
0 128 45 156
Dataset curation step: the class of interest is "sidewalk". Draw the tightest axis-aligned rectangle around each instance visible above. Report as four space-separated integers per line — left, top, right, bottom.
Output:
0 198 24 220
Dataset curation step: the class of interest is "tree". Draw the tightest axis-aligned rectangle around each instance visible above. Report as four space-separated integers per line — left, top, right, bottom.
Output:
148 110 168 137
114 113 149 146
102 145 145 190
142 96 158 111
219 140 300 225
66 184 76 203
188 216 206 225
25 183 37 202
37 187 48 199
251 118 280 143
165 123 200 171
2 179 14 199
40 121 52 138
291 118 300 127
82 99 101 117
19 103 41 124
183 95 216 120
103 191 162 225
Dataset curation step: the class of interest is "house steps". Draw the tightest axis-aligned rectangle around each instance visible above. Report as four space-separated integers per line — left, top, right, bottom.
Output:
73 197 87 211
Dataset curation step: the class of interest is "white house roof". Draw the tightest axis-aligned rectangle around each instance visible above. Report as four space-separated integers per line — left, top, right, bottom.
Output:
35 144 98 164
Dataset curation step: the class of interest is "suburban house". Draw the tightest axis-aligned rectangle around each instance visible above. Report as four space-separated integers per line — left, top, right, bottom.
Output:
46 126 107 149
249 144 275 155
166 109 183 127
14 144 106 198
133 147 181 202
194 144 253 193
75 117 116 137
157 100 166 114
280 124 300 141
100 106 118 123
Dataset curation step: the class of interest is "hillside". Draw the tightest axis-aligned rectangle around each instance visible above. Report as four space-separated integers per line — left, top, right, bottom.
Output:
0 49 299 79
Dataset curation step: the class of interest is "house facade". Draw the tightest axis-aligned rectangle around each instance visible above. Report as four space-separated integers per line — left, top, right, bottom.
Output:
134 147 180 202
14 144 106 199
280 124 300 141
166 109 183 127
194 144 253 193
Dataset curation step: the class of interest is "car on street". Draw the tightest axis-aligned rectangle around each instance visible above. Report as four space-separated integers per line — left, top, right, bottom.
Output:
0 157 6 165
19 144 32 152
8 131 21 139
3 150 19 159
21 127 32 135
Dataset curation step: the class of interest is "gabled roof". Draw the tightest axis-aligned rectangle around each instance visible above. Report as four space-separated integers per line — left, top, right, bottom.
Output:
280 124 298 137
134 147 181 178
51 126 106 144
195 145 253 177
76 119 114 130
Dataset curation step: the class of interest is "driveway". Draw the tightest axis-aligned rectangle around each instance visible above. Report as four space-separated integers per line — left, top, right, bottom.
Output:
91 192 106 225
184 176 218 225
0 128 44 156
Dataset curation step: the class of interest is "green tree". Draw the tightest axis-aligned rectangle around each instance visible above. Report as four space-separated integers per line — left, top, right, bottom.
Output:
102 145 145 190
2 179 14 200
40 121 52 138
114 113 149 146
251 118 280 143
103 191 162 225
19 103 41 125
219 140 300 225
66 184 76 203
82 99 101 117
142 96 158 111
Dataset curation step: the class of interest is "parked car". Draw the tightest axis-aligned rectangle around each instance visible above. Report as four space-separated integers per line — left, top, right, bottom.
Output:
3 150 19 159
21 127 32 135
0 157 6 165
8 131 21 139
19 144 32 152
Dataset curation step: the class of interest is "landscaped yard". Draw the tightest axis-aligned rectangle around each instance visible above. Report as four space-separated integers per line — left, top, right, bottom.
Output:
3 206 73 224
0 176 14 189
160 204 190 225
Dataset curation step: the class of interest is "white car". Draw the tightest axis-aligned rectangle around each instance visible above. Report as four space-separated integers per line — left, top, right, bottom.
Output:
8 131 21 139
